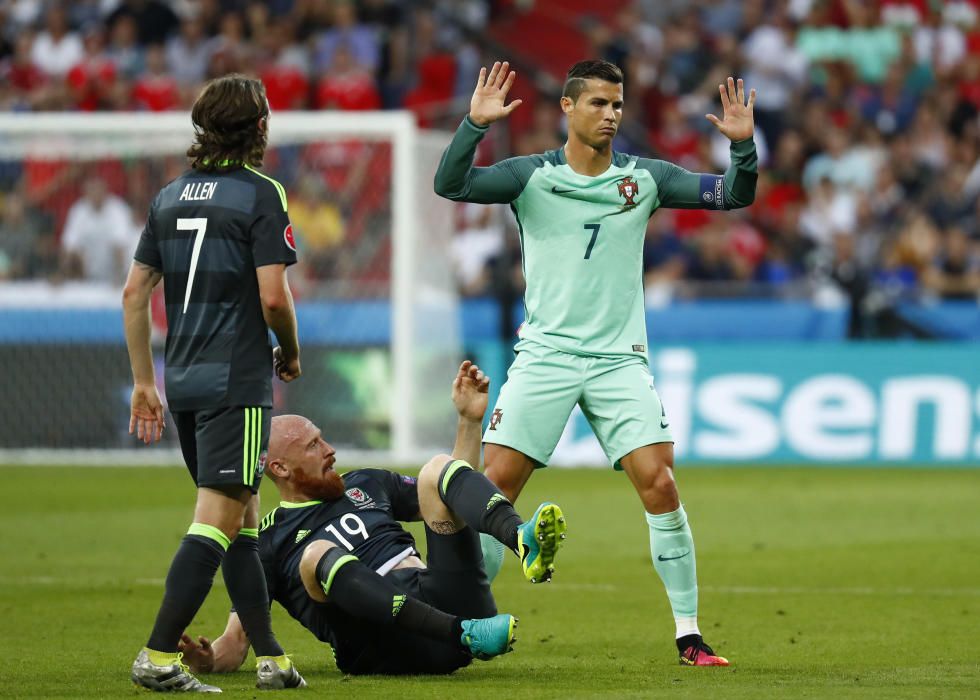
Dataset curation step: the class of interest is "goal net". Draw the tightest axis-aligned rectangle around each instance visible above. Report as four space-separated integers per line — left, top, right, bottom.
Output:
0 112 459 466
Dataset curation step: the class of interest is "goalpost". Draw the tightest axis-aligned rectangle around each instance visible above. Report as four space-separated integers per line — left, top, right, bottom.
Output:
0 112 460 466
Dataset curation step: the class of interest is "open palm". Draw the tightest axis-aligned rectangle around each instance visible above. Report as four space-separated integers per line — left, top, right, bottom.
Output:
706 77 756 142
469 61 523 127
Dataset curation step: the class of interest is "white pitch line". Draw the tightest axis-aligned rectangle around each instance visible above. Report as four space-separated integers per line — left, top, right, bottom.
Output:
548 583 619 592
0 576 203 587
701 584 980 597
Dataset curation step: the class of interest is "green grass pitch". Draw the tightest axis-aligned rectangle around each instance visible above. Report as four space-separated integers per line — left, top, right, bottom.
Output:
1 465 978 698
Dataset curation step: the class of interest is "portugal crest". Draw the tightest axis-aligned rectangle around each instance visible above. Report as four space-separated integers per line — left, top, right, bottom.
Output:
488 408 503 431
617 176 639 207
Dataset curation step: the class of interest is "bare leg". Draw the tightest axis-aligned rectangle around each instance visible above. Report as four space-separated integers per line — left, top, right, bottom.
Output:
618 443 679 515
483 443 537 504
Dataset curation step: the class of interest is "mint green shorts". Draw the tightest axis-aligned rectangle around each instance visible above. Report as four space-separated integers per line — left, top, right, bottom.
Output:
483 342 673 469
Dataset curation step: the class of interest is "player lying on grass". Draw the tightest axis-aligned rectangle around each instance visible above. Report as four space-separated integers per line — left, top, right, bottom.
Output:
178 361 566 677
435 59 758 666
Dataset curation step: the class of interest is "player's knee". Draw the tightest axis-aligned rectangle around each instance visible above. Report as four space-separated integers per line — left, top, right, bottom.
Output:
650 468 677 497
418 454 453 493
426 454 476 501
636 465 678 511
221 522 242 542
242 494 261 530
299 540 337 602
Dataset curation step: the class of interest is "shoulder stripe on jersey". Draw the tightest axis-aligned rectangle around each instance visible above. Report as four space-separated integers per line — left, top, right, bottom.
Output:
244 164 288 212
259 507 279 532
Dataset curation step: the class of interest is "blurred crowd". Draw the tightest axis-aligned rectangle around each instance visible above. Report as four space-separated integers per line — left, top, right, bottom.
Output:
0 0 485 289
0 0 978 331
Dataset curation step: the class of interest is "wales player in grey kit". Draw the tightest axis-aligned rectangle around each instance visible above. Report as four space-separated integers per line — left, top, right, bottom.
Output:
177 362 567 677
124 75 304 692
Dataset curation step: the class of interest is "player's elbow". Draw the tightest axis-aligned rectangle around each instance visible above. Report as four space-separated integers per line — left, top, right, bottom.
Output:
260 292 288 314
121 279 148 310
724 172 758 210
433 172 464 201
725 190 755 210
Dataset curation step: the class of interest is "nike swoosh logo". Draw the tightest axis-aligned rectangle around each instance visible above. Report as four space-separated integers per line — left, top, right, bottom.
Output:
657 551 689 561
660 421 669 429
551 186 576 194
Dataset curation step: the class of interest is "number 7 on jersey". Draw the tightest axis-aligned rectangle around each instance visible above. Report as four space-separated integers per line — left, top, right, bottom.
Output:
178 217 208 314
584 223 601 259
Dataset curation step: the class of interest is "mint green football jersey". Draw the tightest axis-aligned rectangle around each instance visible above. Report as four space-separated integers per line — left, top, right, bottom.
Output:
435 117 758 358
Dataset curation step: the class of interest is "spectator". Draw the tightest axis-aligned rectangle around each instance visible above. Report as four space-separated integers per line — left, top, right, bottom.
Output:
31 5 83 78
106 0 180 46
514 101 563 156
913 4 969 78
205 11 250 79
802 127 879 193
314 0 379 74
685 224 745 285
166 16 211 88
403 52 456 127
60 177 133 285
0 191 55 279
924 164 975 229
651 101 699 168
642 212 686 305
740 9 808 145
315 45 379 111
800 173 860 248
0 33 48 110
106 13 144 81
132 44 180 111
450 203 505 296
797 1 901 84
923 225 980 300
68 0 103 30
66 26 116 111
288 174 345 279
758 201 814 284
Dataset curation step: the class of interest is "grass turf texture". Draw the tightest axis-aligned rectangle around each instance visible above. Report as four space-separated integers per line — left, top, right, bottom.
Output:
1 466 978 698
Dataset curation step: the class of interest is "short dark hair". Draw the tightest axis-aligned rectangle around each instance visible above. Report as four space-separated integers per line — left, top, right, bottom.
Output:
187 74 269 172
562 60 623 102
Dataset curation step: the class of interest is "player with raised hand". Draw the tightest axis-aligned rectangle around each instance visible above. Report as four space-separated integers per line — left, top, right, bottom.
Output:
434 59 758 666
123 74 304 692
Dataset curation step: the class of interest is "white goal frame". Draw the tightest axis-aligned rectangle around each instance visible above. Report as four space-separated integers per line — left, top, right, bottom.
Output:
0 111 452 466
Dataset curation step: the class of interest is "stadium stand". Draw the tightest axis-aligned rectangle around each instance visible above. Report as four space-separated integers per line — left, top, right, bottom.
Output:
0 0 977 341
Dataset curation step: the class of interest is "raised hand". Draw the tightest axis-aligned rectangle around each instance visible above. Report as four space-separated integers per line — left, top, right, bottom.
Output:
451 360 490 423
469 61 523 127
706 77 756 143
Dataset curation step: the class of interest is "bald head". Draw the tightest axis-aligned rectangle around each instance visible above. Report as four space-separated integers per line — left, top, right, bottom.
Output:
266 414 342 502
269 414 315 462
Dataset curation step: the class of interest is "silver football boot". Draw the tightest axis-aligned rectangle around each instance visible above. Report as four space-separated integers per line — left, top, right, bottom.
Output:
255 656 307 690
131 649 222 693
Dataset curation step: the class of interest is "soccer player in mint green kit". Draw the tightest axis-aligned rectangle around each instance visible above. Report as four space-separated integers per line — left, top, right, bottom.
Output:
434 59 758 667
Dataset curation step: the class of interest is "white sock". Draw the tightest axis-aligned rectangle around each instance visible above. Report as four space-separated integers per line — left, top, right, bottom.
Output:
675 616 700 639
